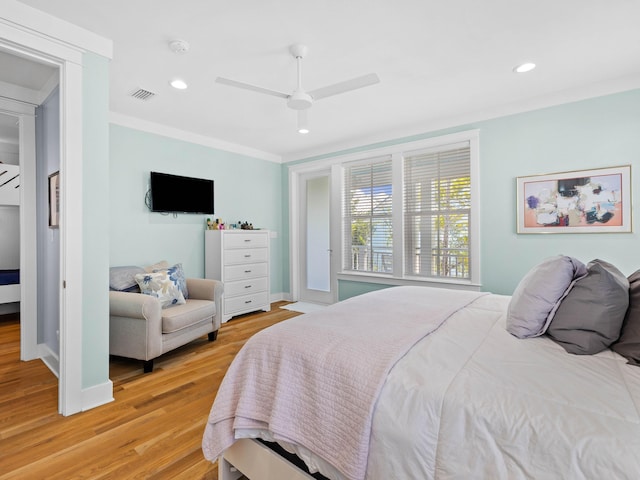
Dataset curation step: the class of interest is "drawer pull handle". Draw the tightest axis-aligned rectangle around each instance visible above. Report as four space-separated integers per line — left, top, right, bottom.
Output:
245 300 252 304
244 239 251 242
244 254 251 258
244 270 252 273
244 285 252 289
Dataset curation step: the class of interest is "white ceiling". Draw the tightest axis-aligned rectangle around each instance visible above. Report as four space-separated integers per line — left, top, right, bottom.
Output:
10 0 640 161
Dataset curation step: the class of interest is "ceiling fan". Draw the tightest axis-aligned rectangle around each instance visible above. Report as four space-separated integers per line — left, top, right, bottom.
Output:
216 44 380 134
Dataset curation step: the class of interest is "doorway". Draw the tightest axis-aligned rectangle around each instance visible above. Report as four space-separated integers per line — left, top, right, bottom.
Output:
0 50 59 384
299 171 333 304
290 166 337 305
0 27 85 415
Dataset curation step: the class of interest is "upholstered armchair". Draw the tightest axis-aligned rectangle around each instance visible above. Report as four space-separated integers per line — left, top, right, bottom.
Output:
109 276 223 372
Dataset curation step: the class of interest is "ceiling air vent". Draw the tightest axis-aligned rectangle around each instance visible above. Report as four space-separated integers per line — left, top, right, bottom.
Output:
130 88 156 101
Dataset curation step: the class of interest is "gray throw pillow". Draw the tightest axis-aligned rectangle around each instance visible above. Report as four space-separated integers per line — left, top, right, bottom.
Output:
612 269 640 366
109 265 145 291
507 255 587 338
547 259 629 355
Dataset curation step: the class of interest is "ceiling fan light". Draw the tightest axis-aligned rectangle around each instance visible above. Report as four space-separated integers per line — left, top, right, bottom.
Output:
297 110 309 134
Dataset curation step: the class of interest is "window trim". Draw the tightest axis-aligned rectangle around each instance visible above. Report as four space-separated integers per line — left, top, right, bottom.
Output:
291 129 481 291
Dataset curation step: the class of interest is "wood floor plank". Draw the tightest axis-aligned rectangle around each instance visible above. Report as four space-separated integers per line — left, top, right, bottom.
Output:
0 303 301 479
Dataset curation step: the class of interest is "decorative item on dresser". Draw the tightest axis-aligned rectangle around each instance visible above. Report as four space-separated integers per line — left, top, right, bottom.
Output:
205 229 270 322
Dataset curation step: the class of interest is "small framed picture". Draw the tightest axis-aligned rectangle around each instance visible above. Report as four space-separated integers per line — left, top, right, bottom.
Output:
516 165 631 234
49 171 59 228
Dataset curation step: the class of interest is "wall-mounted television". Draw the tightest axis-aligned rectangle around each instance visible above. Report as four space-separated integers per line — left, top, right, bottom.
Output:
149 171 214 214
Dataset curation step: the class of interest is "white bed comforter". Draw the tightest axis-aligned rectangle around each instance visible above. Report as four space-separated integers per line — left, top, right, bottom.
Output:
367 293 640 479
209 288 640 479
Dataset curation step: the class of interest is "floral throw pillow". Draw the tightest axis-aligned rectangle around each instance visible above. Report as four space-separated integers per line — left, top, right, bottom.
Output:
135 271 186 308
153 263 189 299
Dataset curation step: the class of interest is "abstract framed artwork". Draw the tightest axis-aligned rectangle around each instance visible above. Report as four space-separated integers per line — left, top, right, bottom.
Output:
517 165 631 234
49 170 59 228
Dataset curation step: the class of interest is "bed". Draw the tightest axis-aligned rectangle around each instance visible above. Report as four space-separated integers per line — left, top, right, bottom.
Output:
202 257 640 480
0 269 20 305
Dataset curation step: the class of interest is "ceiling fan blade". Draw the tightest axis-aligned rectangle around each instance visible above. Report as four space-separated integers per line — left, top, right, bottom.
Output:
215 77 289 99
308 73 380 101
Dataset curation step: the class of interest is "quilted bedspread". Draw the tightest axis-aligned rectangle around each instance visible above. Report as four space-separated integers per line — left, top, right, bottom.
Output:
202 286 486 480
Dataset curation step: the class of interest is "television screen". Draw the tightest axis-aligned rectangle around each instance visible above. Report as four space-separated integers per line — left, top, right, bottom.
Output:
150 171 214 214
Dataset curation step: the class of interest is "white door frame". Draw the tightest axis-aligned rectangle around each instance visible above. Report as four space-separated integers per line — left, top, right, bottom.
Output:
0 3 111 415
289 162 341 304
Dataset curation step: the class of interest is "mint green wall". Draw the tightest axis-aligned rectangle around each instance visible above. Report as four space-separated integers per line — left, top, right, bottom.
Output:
338 281 391 302
82 53 111 387
286 89 640 298
478 90 640 294
109 126 284 294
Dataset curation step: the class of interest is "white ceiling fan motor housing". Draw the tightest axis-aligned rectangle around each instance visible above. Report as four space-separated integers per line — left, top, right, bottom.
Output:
287 90 313 110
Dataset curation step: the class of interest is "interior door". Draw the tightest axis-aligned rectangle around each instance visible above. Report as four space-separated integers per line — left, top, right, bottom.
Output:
299 171 334 304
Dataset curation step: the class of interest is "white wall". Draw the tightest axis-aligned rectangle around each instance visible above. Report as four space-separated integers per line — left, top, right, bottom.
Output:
35 87 60 353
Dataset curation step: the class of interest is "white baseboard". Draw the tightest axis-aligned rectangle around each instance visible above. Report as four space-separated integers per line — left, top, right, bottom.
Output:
82 380 114 411
270 292 293 303
38 343 59 378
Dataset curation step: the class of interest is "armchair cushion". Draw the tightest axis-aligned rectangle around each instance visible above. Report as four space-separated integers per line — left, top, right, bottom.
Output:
162 299 216 333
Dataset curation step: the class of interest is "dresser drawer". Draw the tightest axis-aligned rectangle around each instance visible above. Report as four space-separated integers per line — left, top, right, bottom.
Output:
224 247 268 265
224 233 269 249
225 291 269 314
224 263 268 281
224 277 268 298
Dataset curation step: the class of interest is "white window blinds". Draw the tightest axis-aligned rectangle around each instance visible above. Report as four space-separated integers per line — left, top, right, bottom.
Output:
343 157 393 274
404 143 471 279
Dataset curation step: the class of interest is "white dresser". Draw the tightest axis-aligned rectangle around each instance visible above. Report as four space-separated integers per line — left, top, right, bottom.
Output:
205 230 271 322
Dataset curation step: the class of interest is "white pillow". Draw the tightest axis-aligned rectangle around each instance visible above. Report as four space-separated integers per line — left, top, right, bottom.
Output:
506 255 587 338
135 271 186 308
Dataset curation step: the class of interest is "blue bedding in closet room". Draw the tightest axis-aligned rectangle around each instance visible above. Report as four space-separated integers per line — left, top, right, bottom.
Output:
0 269 19 285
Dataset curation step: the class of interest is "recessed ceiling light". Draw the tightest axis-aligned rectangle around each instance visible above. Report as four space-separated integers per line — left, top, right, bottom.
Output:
513 62 536 73
170 79 188 90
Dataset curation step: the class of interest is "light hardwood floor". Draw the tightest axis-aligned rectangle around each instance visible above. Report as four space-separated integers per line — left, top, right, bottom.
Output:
0 303 301 479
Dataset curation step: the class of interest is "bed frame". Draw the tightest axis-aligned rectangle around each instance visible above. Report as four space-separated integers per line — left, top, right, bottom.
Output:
219 439 317 480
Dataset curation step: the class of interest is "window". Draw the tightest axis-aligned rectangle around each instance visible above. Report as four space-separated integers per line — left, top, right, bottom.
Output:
339 131 478 285
343 156 393 274
404 144 471 280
